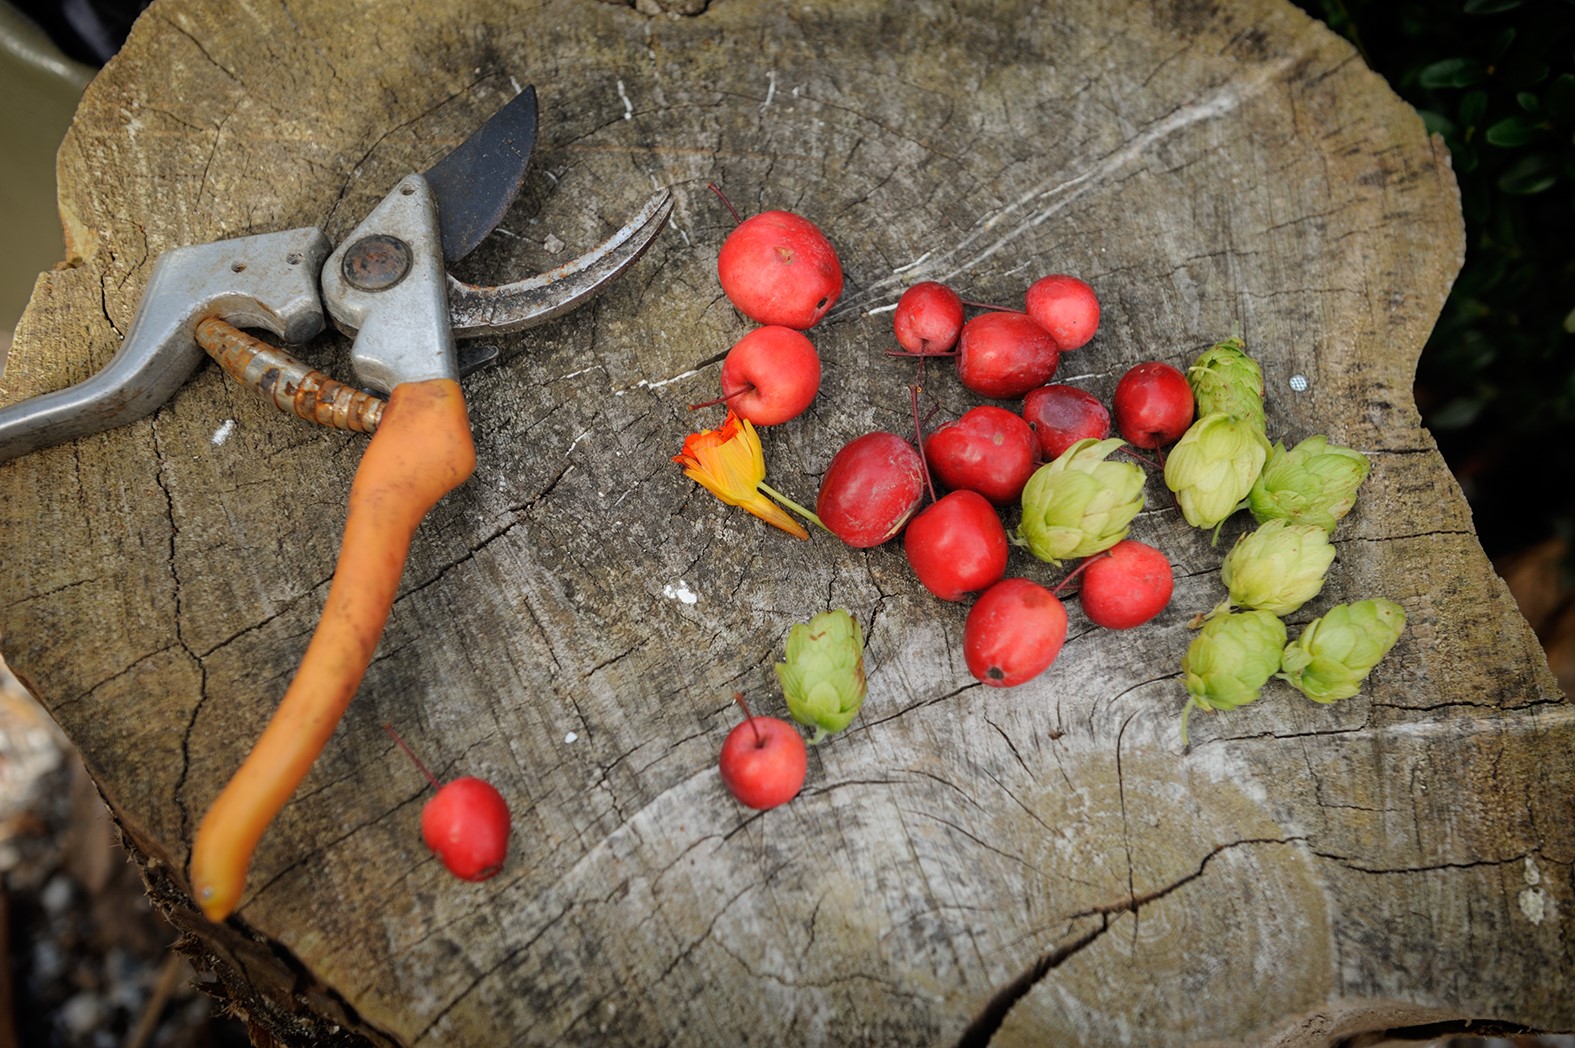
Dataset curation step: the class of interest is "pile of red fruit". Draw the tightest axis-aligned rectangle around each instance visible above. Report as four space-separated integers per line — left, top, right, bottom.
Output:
699 197 1190 674
697 194 1203 807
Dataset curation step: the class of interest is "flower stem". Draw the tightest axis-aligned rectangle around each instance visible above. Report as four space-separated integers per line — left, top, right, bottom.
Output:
759 482 829 532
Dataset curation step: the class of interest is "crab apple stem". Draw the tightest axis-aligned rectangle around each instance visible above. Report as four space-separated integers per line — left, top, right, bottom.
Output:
758 481 831 533
910 384 937 503
731 692 764 747
959 298 1026 315
1052 551 1112 598
882 346 959 358
383 723 441 791
707 182 744 225
688 384 754 411
1116 445 1163 470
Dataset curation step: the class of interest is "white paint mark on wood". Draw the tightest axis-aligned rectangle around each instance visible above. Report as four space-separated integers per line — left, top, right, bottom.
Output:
663 581 699 605
761 71 777 110
617 80 633 120
616 368 702 396
210 419 236 445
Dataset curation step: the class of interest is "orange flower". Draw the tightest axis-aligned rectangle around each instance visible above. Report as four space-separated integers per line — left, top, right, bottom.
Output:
675 410 810 540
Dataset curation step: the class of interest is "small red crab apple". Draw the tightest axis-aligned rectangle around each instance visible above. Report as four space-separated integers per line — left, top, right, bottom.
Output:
1113 361 1195 449
1021 384 1112 461
816 431 928 548
718 694 807 810
955 311 1061 399
1078 539 1175 629
893 281 965 354
384 724 510 882
923 405 1039 506
717 207 843 330
903 490 1009 602
963 578 1069 687
717 325 822 425
1024 274 1100 350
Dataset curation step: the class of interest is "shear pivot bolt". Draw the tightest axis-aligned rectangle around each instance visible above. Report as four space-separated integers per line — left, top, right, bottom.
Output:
342 234 412 291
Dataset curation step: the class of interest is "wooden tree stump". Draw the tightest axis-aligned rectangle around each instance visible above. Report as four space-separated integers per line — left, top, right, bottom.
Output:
2 0 1569 1044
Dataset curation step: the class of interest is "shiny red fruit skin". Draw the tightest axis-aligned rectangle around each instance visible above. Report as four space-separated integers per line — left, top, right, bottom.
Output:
1079 539 1175 629
963 578 1069 687
816 432 927 548
1021 384 1112 461
1025 274 1100 351
421 777 511 881
719 325 822 425
719 716 807 810
955 312 1061 399
1112 361 1195 449
903 490 1010 601
718 211 843 330
893 281 965 353
923 405 1039 505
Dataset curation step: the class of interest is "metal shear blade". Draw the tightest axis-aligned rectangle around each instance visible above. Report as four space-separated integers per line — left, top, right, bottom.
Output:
0 86 671 462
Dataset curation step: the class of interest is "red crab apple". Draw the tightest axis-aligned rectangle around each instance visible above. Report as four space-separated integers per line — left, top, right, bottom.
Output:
718 210 843 330
923 405 1038 505
421 778 512 881
963 578 1069 687
903 490 1010 601
1021 384 1112 461
718 695 807 810
1025 274 1100 350
893 281 965 354
718 325 822 425
1078 539 1174 629
384 724 510 882
955 311 1061 399
816 431 927 548
1112 361 1195 449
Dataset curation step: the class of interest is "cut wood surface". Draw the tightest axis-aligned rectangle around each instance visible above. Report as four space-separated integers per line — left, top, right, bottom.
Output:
1 0 1569 1044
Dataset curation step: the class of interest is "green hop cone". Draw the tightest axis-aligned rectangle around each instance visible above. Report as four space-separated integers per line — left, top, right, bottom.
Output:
1279 598 1406 703
1248 435 1371 533
1163 412 1271 531
776 609 867 744
1017 438 1146 565
1180 609 1287 745
1218 518 1336 616
1187 338 1265 432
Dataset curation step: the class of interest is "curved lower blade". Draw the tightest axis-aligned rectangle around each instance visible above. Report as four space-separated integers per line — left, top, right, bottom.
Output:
425 85 538 263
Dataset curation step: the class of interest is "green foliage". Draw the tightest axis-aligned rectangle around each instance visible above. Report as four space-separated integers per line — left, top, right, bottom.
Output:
1292 0 1575 554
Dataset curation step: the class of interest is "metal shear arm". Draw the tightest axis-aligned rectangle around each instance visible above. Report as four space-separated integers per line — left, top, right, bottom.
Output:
0 228 330 465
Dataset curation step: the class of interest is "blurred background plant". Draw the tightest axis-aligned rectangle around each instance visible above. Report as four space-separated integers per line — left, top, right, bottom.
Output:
1291 0 1575 691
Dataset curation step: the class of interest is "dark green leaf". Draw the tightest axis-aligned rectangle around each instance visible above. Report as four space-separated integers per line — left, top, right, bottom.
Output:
1420 110 1456 137
1498 152 1560 194
1464 0 1521 11
1546 74 1575 126
1460 90 1489 126
1518 91 1540 113
1427 397 1486 430
1504 62 1551 91
1489 27 1517 62
1486 115 1543 146
1419 57 1487 88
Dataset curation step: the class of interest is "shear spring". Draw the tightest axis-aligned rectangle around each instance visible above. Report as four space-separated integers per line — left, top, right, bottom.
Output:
194 316 385 433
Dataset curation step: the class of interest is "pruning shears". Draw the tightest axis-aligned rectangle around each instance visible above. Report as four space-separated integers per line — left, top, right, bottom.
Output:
0 86 671 920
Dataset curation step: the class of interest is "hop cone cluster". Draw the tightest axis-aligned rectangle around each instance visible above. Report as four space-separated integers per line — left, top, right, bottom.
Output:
1163 413 1270 530
1188 338 1265 431
1219 519 1336 617
1249 435 1370 533
1180 610 1287 744
776 609 867 744
1279 598 1406 703
1018 438 1146 565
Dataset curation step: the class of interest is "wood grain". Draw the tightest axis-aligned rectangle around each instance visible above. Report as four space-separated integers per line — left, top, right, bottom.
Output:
1 0 1567 1044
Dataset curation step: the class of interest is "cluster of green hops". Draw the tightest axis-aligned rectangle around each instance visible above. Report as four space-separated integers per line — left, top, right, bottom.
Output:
776 608 867 745
1017 437 1146 565
1173 338 1405 744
